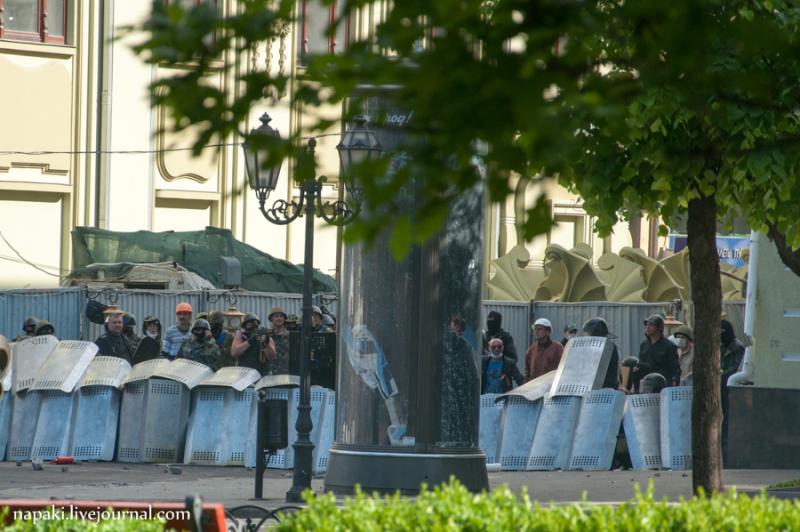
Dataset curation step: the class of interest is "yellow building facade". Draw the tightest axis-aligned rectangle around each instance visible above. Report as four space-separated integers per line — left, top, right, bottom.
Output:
0 1 650 292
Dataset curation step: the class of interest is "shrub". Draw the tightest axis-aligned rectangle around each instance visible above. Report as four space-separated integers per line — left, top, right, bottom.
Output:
277 478 800 531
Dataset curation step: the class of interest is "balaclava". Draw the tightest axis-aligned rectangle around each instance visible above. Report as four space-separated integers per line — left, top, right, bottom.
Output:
487 311 502 335
720 319 735 347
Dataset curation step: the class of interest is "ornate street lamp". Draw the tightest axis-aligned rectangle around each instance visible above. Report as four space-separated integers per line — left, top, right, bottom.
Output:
337 116 382 202
242 113 381 503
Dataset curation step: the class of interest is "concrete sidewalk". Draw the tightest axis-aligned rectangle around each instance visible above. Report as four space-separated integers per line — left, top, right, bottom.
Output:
1 462 798 509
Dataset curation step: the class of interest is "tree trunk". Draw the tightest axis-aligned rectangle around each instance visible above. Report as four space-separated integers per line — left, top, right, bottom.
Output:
687 195 724 494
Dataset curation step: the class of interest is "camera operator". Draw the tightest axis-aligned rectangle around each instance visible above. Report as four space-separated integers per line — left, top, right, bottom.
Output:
231 312 274 373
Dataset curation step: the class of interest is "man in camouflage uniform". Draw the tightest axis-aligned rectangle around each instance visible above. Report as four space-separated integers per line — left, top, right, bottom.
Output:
123 313 142 355
265 307 290 375
177 319 221 371
208 310 236 368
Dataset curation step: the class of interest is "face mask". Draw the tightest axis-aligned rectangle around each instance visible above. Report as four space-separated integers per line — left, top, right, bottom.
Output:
676 337 687 348
146 331 159 339
567 333 576 340
210 323 223 336
193 331 206 340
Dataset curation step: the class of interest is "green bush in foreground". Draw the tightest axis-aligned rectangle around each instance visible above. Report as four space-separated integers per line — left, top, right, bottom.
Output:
278 479 800 531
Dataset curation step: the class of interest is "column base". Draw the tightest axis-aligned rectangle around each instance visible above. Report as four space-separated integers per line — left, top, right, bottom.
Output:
324 447 489 495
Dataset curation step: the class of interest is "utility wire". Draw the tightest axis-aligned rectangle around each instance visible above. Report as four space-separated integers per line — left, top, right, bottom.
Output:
0 133 342 156
0 231 63 277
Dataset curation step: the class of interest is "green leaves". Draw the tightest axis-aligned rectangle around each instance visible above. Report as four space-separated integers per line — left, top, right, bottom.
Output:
277 478 800 531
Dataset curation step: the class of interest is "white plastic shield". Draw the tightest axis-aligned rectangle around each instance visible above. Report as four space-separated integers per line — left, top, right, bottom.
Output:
568 389 626 471
527 395 582 470
623 393 661 470
498 396 541 470
12 336 58 392
71 386 122 461
255 374 300 390
0 390 12 460
31 341 98 393
313 389 336 474
78 356 132 389
549 337 613 397
660 386 692 470
153 359 214 390
478 394 503 464
123 358 171 385
31 390 79 460
7 391 43 461
197 367 261 392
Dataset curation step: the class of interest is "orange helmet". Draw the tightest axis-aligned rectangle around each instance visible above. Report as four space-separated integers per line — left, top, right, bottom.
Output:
175 302 193 314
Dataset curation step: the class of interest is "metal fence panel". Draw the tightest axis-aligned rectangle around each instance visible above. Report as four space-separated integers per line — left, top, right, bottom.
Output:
531 302 674 360
0 289 83 342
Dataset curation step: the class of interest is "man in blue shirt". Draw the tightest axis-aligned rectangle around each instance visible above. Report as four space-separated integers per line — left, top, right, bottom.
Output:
162 301 193 359
481 338 523 394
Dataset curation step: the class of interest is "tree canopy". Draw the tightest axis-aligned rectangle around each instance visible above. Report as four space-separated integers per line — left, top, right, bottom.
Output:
134 0 800 493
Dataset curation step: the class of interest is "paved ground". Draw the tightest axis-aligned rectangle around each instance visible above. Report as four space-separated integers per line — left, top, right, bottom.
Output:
1 462 799 508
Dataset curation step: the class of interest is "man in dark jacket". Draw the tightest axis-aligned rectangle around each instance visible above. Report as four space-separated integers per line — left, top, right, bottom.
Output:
481 338 523 394
636 314 681 386
95 312 133 364
721 318 745 461
482 311 518 363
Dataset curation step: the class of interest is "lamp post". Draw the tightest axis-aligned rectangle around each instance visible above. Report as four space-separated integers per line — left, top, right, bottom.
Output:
242 113 381 503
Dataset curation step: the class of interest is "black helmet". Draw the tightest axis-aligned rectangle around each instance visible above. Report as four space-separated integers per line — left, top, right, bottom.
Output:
23 316 39 329
123 313 137 328
191 319 210 332
583 317 615 338
242 313 260 328
640 373 667 394
644 314 665 330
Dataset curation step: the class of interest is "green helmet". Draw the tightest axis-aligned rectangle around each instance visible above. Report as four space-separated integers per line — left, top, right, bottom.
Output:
34 320 55 336
23 316 39 328
191 319 210 332
208 310 225 325
673 324 694 341
644 314 665 330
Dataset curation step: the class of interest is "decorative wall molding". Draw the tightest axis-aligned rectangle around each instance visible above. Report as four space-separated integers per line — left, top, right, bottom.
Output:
0 162 68 176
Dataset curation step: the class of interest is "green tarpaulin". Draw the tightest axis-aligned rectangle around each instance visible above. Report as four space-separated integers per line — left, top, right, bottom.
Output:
70 226 337 294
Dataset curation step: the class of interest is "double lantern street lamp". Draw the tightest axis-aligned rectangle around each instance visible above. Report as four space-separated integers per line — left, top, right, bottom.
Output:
242 113 381 503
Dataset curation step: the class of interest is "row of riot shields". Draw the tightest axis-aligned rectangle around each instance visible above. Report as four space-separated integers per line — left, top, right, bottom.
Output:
478 336 693 471
0 336 337 472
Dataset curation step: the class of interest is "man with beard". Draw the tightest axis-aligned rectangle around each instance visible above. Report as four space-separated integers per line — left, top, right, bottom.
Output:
482 311 518 363
162 302 193 359
481 338 523 394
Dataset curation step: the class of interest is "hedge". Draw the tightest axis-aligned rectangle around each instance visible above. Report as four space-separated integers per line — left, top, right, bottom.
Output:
277 479 800 531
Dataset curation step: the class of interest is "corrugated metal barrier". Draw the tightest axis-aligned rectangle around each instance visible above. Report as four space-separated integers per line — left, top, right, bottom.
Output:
0 288 308 341
481 301 532 371
531 302 679 359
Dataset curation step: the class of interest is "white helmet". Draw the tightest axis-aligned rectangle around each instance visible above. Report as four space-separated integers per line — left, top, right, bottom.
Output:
533 318 552 330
